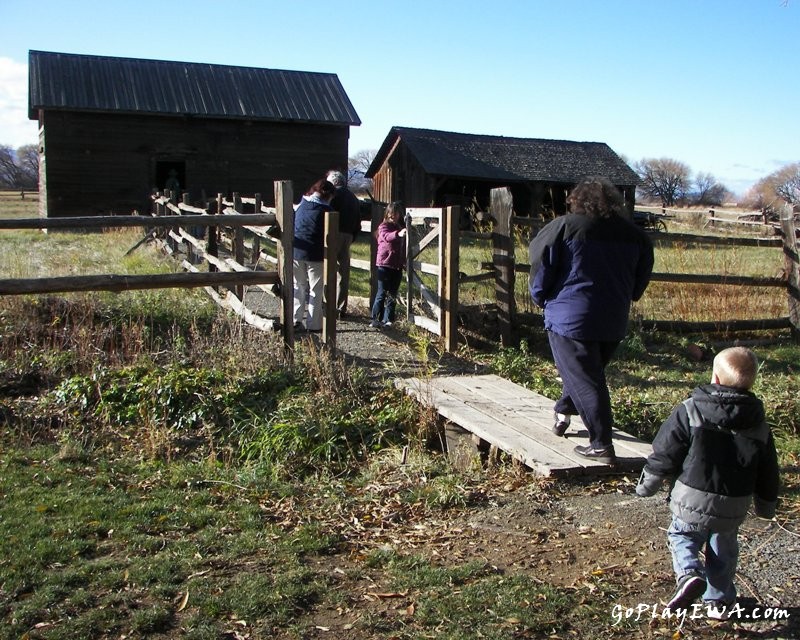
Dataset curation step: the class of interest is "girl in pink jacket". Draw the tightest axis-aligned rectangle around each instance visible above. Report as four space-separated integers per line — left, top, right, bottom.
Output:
370 202 406 328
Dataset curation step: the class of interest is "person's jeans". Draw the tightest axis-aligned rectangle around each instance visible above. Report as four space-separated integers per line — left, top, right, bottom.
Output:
371 266 402 323
667 516 738 603
293 259 324 330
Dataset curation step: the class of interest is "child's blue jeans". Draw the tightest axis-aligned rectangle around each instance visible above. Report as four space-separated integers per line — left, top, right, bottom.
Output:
372 266 402 323
667 515 738 603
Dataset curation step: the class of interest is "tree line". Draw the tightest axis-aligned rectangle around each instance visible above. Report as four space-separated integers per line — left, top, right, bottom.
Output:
0 145 38 190
634 157 799 210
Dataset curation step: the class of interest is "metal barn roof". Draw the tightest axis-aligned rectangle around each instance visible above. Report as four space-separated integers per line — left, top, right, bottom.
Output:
28 50 361 126
367 127 639 185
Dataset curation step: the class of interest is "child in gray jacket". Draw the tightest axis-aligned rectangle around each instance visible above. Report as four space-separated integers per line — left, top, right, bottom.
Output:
636 347 779 618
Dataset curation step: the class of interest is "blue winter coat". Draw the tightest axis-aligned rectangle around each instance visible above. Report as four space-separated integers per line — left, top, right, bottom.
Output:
293 196 332 262
528 213 654 342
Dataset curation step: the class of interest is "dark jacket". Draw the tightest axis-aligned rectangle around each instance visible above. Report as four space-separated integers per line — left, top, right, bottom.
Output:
376 221 405 270
644 384 780 531
331 187 362 239
528 213 654 342
293 196 331 262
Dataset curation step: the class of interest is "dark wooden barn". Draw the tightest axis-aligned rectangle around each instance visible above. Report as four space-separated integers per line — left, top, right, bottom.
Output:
365 127 639 218
28 50 361 218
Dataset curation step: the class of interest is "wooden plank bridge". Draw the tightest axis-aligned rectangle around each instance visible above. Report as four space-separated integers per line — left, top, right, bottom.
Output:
397 374 652 477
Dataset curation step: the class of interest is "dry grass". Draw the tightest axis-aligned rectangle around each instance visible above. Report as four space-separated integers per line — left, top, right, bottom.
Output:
0 188 38 218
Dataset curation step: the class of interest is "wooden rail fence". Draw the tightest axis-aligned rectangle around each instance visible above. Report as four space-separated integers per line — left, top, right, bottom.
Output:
0 181 349 360
462 189 800 344
4 184 797 357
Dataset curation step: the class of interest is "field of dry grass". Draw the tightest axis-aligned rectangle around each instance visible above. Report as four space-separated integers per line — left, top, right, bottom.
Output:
0 189 38 218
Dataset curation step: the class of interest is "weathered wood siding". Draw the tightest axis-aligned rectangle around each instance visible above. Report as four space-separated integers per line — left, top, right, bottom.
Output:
368 139 635 217
370 141 433 206
38 111 349 217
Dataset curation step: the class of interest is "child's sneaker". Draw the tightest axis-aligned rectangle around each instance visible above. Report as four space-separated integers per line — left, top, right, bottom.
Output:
369 320 382 328
705 600 734 620
666 573 706 610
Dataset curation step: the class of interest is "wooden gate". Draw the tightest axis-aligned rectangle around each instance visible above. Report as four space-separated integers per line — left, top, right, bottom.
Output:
403 206 460 352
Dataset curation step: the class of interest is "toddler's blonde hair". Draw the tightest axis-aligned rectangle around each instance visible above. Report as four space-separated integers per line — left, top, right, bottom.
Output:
713 346 758 389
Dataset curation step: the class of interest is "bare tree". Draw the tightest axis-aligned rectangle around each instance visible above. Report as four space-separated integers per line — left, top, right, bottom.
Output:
17 144 39 189
634 157 691 207
692 172 728 207
774 163 800 207
347 148 377 194
0 145 22 188
349 149 376 175
742 162 800 211
0 144 39 189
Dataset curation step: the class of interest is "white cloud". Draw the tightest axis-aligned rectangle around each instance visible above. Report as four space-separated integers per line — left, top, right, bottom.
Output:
0 57 39 148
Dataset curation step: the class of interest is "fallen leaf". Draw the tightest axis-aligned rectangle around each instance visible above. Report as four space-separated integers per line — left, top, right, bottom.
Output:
176 591 189 612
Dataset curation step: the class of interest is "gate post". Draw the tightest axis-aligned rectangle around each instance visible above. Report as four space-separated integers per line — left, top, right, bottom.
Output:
252 193 262 267
491 187 516 347
207 194 221 273
275 180 295 358
781 205 800 341
370 202 383 311
323 210 339 349
232 193 245 301
441 205 460 352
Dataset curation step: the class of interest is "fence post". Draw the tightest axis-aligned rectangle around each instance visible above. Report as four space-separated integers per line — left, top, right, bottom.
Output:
207 194 220 273
491 187 516 347
275 180 295 358
181 192 196 264
232 193 245 301
780 205 800 341
167 190 178 252
323 210 339 349
371 202 383 312
441 205 460 352
252 193 262 267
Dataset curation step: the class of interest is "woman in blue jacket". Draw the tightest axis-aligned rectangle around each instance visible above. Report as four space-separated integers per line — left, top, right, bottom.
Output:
292 178 335 332
528 177 654 464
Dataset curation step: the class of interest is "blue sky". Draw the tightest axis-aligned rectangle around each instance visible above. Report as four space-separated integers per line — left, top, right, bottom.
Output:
1 0 798 196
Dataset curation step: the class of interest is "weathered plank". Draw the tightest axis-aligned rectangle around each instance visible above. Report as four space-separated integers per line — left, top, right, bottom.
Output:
397 374 651 476
446 375 653 459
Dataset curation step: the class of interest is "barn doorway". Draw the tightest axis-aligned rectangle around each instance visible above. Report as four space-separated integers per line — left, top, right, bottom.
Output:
155 161 186 197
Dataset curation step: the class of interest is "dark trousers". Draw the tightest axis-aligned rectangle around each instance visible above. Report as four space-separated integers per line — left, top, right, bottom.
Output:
371 266 402 323
547 331 619 449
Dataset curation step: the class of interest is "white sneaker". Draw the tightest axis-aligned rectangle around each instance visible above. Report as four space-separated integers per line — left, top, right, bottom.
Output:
383 321 392 327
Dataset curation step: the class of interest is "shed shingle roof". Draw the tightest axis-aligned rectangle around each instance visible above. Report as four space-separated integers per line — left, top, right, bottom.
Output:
367 126 638 185
28 50 361 126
